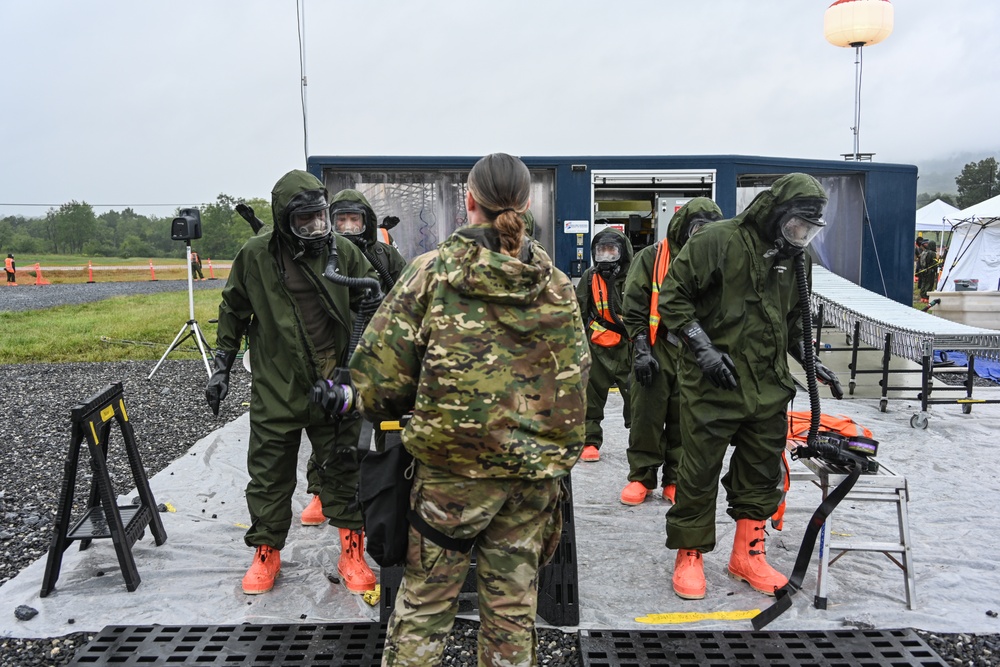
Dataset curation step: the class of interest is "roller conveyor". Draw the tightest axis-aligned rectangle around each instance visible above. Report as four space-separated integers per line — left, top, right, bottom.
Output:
809 266 1000 428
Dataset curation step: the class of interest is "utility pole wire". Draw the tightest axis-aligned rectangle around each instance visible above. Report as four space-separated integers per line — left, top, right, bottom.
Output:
296 0 309 165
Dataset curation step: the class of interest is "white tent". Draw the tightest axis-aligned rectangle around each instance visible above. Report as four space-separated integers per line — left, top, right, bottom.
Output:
915 198 959 234
936 194 1000 292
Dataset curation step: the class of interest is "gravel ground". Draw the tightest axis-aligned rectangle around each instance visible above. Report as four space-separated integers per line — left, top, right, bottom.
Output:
0 282 994 666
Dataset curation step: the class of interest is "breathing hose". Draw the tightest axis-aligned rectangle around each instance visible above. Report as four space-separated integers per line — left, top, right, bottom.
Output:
362 245 397 294
753 252 862 630
322 250 383 362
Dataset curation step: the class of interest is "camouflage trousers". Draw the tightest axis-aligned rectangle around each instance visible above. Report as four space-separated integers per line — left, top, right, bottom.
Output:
382 464 563 667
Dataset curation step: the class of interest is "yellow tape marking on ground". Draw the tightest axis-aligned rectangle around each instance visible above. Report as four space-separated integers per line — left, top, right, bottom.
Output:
635 609 760 624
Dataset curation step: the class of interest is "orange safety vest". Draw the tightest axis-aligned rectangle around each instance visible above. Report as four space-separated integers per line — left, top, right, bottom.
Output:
588 273 622 347
648 239 671 345
378 228 391 245
191 251 200 264
4 257 13 273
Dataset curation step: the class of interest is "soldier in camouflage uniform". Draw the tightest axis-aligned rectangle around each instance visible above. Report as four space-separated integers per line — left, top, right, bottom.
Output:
342 153 590 666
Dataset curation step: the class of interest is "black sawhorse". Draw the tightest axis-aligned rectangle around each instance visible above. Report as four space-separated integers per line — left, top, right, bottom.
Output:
41 382 167 596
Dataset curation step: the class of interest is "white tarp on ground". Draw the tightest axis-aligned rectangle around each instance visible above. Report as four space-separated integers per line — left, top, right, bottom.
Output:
937 194 1000 292
2 366 1000 638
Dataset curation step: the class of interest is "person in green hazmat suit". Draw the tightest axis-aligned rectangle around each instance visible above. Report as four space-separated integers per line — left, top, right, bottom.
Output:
204 169 381 596
619 198 722 506
300 188 408 527
661 173 843 601
575 226 633 462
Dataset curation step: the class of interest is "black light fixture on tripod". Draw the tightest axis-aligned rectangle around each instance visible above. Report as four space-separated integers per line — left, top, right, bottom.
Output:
147 208 213 381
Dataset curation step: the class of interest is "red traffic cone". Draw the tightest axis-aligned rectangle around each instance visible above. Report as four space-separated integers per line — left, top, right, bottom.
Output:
87 261 95 283
207 258 217 280
149 260 157 281
34 263 51 285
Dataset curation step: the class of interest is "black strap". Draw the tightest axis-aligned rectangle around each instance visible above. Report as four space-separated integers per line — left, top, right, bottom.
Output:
751 461 861 630
408 509 478 554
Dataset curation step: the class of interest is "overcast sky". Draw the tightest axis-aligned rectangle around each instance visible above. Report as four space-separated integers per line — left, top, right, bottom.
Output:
2 1 998 219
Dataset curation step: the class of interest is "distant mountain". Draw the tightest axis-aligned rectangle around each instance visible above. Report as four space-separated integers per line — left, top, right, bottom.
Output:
914 150 1000 196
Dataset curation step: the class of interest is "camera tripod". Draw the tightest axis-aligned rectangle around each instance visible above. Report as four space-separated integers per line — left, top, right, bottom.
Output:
147 243 213 381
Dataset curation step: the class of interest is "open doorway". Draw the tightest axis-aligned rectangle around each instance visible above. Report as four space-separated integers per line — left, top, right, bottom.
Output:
591 169 717 253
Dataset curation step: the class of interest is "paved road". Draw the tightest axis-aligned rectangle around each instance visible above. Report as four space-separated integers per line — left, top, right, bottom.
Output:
0 279 225 312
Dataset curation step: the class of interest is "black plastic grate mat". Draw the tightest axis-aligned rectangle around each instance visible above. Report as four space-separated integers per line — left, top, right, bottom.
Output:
68 622 385 666
579 628 947 667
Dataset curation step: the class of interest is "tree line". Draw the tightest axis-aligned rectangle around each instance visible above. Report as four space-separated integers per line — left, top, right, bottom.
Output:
5 158 999 258
916 156 1000 210
0 194 272 260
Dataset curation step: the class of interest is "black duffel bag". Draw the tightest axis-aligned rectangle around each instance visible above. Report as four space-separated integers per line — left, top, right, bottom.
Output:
359 436 476 567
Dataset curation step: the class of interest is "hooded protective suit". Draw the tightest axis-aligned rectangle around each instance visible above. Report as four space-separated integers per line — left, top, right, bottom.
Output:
621 198 723 492
575 226 634 452
329 188 407 290
304 188 408 498
661 173 826 552
214 170 378 548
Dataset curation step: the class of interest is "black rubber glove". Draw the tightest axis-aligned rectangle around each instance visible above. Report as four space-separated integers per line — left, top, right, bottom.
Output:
633 334 659 387
792 342 844 399
357 289 384 317
380 215 400 230
816 360 844 399
205 349 237 416
679 321 738 390
310 379 356 416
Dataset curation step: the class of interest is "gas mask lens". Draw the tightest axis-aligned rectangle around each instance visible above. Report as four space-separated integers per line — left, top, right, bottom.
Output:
291 209 331 239
780 214 824 248
333 210 365 236
593 242 621 263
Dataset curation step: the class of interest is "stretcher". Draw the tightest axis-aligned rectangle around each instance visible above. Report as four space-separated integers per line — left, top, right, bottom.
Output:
809 266 1000 428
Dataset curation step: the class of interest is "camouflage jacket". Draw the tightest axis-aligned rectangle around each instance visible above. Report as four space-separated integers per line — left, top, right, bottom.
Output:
350 224 591 480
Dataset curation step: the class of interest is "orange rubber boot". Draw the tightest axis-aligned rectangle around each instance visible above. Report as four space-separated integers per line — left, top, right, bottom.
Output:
580 445 600 462
242 545 281 594
727 518 788 596
300 495 326 526
672 549 706 600
620 481 650 505
662 484 676 504
338 528 376 593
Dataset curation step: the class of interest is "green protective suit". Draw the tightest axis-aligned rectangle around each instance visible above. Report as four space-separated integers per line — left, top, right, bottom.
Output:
349 224 589 665
621 198 723 490
305 188 408 494
575 227 634 450
214 170 378 549
661 174 826 552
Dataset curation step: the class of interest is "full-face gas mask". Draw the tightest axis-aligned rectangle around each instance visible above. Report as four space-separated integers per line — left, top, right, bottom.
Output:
286 190 332 257
683 211 723 244
765 198 826 260
593 239 623 278
331 203 369 248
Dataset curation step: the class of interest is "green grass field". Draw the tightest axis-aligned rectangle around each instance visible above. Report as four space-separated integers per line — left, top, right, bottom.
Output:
0 291 223 364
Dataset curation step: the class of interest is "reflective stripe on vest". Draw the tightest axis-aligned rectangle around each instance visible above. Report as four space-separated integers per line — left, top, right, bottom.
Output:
589 273 622 347
648 239 671 346
378 228 391 244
